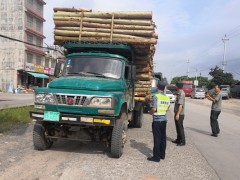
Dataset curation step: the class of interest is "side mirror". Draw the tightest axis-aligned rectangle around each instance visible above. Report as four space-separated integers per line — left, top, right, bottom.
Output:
125 65 137 80
54 62 62 77
131 65 137 80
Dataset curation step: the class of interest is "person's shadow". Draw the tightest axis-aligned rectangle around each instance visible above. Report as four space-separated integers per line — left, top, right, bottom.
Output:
186 127 210 136
130 139 152 157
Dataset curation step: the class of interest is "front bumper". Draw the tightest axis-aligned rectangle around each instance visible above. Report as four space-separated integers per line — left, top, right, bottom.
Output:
30 111 116 126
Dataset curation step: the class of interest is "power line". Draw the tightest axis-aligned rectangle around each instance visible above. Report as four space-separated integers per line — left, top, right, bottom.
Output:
0 34 63 55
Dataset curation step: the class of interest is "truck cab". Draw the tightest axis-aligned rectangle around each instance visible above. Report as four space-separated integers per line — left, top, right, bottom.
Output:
30 43 143 158
182 80 193 97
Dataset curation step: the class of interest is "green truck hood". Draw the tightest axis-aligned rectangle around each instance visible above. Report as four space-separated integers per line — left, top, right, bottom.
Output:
49 77 124 91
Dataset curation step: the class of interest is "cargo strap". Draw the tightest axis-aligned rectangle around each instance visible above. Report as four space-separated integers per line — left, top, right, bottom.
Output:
110 13 114 42
79 11 84 41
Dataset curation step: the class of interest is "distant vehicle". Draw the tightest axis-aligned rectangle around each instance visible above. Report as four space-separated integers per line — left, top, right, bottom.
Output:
154 72 162 81
230 82 240 98
151 77 159 95
221 88 230 99
143 77 159 113
220 85 230 90
166 90 176 103
220 85 231 98
191 88 205 99
182 80 193 97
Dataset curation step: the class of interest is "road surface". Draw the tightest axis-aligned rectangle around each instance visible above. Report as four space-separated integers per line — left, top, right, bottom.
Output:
184 97 240 180
0 93 34 109
0 94 239 179
0 103 218 180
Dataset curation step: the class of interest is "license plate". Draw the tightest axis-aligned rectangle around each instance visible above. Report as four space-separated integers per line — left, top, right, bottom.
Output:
44 111 60 121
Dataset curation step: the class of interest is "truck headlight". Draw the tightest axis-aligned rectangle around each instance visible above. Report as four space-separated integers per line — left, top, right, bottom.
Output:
35 93 56 104
89 97 112 108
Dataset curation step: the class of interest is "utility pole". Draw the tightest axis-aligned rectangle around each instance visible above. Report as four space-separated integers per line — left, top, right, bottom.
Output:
195 68 198 81
170 71 172 84
222 34 229 71
187 59 190 78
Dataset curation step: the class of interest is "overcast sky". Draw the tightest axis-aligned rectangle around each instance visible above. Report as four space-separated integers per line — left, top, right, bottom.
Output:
44 0 240 82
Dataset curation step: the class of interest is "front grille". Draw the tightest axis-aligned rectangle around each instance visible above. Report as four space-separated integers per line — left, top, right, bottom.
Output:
56 94 87 106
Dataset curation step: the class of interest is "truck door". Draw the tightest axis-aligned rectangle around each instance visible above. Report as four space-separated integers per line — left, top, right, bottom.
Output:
125 63 134 111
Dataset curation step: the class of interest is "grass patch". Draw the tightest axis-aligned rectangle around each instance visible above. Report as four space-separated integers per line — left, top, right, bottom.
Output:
0 106 34 132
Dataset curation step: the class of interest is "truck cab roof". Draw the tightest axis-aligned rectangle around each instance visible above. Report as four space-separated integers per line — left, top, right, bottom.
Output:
64 42 134 62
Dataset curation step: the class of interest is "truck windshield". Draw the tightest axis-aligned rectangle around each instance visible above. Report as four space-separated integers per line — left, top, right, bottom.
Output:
183 84 193 88
63 56 123 79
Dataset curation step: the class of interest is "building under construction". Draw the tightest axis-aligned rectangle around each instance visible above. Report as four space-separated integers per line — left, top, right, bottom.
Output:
0 0 58 92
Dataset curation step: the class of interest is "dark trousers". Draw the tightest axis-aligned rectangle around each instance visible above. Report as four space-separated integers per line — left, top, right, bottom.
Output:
210 110 221 135
174 114 185 143
152 121 167 160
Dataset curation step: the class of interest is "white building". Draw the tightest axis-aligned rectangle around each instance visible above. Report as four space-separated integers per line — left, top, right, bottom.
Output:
0 0 57 92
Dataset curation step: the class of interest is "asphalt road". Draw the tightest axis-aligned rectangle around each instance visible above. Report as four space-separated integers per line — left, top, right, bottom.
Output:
0 102 218 180
184 98 240 180
0 93 34 109
1 93 239 179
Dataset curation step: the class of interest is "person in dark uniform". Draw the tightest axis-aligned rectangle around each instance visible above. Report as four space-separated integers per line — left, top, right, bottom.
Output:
172 82 186 146
205 85 222 137
148 81 170 162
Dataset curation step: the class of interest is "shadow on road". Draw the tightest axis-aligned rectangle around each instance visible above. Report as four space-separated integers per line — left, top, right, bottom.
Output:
166 136 175 142
186 127 210 136
130 139 152 157
49 140 110 155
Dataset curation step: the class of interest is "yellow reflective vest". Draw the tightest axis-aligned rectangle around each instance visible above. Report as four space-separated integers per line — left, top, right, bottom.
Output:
154 93 170 116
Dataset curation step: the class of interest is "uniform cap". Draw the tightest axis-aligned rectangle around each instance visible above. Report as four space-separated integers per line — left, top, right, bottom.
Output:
157 81 166 90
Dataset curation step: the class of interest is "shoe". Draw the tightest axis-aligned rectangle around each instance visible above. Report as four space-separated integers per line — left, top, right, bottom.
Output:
211 134 218 137
172 139 180 144
160 156 165 160
147 157 160 162
177 142 186 146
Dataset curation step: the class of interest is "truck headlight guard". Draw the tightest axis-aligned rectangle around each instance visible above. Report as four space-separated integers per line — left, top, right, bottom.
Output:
88 97 112 108
35 93 56 104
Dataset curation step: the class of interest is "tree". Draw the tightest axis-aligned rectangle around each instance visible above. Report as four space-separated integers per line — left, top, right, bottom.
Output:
171 76 188 84
171 76 209 87
209 66 235 88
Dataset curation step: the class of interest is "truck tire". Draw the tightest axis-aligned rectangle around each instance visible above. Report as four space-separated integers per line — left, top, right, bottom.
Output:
33 122 53 150
111 112 127 158
134 106 143 128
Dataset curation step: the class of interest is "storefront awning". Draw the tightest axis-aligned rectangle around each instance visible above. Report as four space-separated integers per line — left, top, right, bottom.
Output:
26 72 49 79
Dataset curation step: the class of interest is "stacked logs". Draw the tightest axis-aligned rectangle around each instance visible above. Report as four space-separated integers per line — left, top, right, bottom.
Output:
53 8 158 102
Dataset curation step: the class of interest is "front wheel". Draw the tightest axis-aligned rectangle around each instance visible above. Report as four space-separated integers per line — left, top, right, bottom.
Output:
33 122 53 150
134 106 143 128
111 112 127 158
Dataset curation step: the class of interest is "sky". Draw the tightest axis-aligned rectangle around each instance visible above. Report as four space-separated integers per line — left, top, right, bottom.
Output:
43 0 240 82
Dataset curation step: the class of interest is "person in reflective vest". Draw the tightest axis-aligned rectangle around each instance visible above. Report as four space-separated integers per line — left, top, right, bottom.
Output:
148 81 170 162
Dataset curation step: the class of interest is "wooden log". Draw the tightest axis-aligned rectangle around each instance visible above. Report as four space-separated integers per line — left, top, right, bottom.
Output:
135 92 147 96
54 35 157 44
136 81 151 85
53 16 152 26
136 74 151 78
135 88 150 91
55 27 155 37
136 69 150 73
54 29 154 39
54 8 91 12
54 21 155 30
54 11 152 19
135 84 151 88
134 97 146 101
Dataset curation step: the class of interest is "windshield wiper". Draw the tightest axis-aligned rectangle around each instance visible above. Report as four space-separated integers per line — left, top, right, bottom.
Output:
66 72 86 76
85 72 107 78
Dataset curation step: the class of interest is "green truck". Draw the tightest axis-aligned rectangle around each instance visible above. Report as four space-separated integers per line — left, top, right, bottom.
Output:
30 42 146 158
